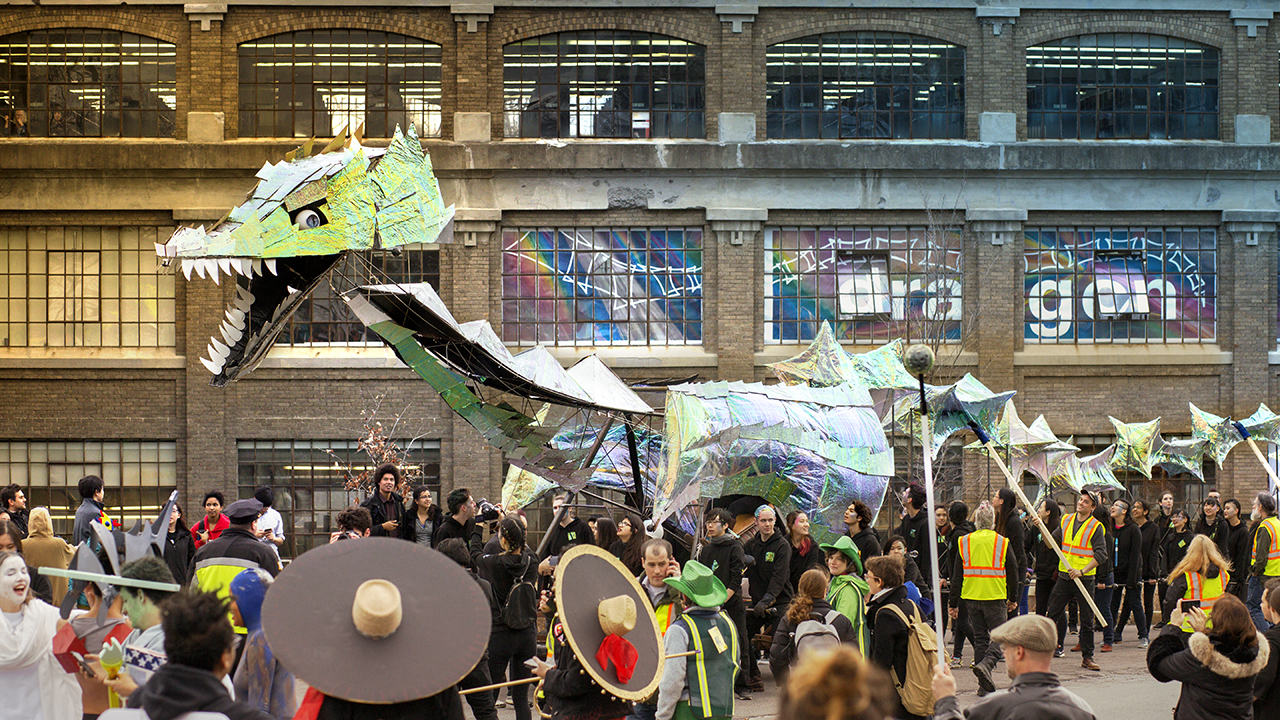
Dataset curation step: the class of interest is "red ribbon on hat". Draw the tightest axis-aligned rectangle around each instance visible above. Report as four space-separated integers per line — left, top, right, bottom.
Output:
596 634 638 684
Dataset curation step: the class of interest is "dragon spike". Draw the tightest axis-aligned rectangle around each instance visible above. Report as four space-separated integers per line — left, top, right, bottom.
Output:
181 259 194 282
251 259 263 277
265 259 278 276
200 355 222 375
321 125 348 155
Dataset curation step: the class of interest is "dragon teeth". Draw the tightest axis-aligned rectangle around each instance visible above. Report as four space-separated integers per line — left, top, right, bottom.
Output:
220 321 242 346
252 259 263 277
193 260 207 280
200 356 223 375
218 259 233 277
210 337 230 360
265 259 278 276
286 286 298 295
226 307 246 327
181 259 194 281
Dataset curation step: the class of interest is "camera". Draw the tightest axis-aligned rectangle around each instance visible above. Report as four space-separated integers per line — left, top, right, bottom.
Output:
477 498 501 523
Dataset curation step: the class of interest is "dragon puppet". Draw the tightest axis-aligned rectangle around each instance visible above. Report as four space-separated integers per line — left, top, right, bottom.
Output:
155 125 454 386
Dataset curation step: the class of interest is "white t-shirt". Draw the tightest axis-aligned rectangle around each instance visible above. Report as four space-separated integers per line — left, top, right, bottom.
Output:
0 610 44 720
258 507 286 556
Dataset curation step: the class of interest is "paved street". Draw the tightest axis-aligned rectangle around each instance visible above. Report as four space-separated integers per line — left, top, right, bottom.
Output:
489 628 1179 720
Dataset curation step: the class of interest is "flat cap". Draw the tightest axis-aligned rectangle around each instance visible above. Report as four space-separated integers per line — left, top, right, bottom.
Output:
224 498 263 523
990 614 1057 654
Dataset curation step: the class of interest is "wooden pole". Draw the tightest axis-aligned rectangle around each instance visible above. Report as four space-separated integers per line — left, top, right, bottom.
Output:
918 409 948 669
982 441 1107 626
458 652 701 695
1243 437 1280 491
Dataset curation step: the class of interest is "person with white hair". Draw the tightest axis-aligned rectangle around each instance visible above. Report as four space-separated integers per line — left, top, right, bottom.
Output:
949 501 1017 697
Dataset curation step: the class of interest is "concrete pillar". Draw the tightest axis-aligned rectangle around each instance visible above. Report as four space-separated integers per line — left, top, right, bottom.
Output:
182 275 233 503
184 3 226 140
975 7 1020 141
717 4 759 140
452 4 495 140
708 208 765 381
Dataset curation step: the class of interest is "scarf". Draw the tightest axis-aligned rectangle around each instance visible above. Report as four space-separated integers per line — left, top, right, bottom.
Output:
0 600 58 670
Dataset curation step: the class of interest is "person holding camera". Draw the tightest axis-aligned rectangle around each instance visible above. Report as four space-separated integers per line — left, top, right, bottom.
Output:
362 464 406 537
330 505 372 542
435 488 480 546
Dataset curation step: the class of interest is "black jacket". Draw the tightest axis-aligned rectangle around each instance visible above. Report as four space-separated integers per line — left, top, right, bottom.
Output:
866 584 915 685
469 524 539 631
1147 623 1269 720
851 527 882 567
1254 624 1280 720
768 598 856 683
788 538 824 594
1224 520 1251 594
26 564 52 605
1112 521 1143 586
1029 523 1060 582
937 524 955 581
6 508 27 538
128 662 274 720
932 672 1097 720
997 512 1027 592
361 491 405 538
541 615 630 720
541 517 590 561
315 691 464 720
165 527 195 586
744 531 792 608
1136 520 1162 581
399 506 442 546
1163 530 1194 577
898 510 932 584
698 533 746 606
191 526 281 579
433 515 475 548
1195 515 1230 558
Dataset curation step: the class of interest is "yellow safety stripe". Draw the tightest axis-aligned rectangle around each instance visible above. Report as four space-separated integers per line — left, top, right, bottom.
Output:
685 619 711 719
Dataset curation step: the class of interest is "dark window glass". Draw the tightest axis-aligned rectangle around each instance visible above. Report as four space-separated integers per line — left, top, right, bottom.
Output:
265 248 439 345
765 32 965 140
1027 34 1218 140
1024 227 1217 343
237 30 442 138
0 30 176 137
237 439 441 559
503 31 705 138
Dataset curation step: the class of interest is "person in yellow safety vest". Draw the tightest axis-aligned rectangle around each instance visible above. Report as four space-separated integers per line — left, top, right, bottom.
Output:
948 502 1017 698
1248 493 1280 632
191 499 281 635
1162 534 1232 635
656 561 740 720
631 538 685 720
1045 491 1108 673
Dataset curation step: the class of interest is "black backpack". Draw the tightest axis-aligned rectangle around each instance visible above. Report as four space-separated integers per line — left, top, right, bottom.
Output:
502 555 538 630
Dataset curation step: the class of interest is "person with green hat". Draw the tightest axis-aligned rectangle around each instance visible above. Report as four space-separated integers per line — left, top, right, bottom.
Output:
821 535 870 654
655 561 740 720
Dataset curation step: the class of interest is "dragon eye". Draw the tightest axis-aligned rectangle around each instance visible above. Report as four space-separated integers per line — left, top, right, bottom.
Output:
294 209 324 230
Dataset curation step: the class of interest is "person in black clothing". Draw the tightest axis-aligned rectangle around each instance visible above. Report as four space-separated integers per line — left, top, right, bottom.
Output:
611 512 647 577
1222 498 1250 601
470 516 539 720
898 484 932 587
784 510 823 596
399 485 442 547
698 507 750 695
1116 499 1159 641
888 535 929 597
945 501 976 665
361 463 405 537
1108 499 1147 645
844 499 881 567
1152 492 1176 627
434 488 478 547
864 554 925 720
437 538 499 720
1030 499 1062 623
127 589 274 720
1255 578 1280 720
743 505 791 691
993 488 1027 618
1193 497 1229 556
540 493 590 562
164 502 196 586
0 484 27 538
1159 510 1194 624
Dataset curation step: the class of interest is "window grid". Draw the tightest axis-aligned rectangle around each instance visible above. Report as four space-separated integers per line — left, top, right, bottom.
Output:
237 439 441 559
268 247 439 346
0 440 177 538
501 227 703 346
764 226 963 345
0 226 176 348
765 32 965 140
1024 227 1217 344
503 31 706 139
237 30 443 139
0 29 176 138
1027 34 1219 140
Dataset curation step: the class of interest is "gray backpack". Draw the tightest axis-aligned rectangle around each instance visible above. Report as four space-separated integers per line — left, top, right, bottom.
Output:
792 609 843 656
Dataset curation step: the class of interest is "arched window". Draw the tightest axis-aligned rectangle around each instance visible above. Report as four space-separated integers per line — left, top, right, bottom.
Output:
0 29 176 137
765 32 965 139
503 31 705 139
238 30 442 138
1027 34 1219 140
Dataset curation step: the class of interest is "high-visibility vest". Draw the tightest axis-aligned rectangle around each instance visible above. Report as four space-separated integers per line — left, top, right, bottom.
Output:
1254 516 1280 577
959 529 1008 602
680 611 740 719
1181 569 1229 632
1058 514 1102 576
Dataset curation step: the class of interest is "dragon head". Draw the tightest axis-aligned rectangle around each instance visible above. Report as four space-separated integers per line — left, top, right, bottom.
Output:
157 125 454 385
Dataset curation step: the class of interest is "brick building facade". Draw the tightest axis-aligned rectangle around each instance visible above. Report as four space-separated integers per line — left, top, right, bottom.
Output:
1 0 1278 554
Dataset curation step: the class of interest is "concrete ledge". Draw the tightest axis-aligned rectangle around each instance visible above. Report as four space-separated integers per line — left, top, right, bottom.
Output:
256 345 405 370
542 345 718 368
755 344 977 367
0 348 186 369
1015 344 1231 366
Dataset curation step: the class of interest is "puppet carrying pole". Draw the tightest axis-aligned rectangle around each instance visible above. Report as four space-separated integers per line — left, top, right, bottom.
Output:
966 421 1107 626
1232 421 1280 495
902 345 948 669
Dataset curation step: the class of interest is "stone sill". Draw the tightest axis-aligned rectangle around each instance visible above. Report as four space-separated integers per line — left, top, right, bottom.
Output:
257 344 718 369
1016 345 1232 366
755 344 977 367
255 345 405 370
537 345 718 368
0 348 186 369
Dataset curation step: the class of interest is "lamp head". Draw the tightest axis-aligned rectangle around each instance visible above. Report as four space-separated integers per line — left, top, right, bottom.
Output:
904 344 935 377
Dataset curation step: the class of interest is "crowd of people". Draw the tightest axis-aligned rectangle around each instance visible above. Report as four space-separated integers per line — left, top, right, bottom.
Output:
5 470 1280 720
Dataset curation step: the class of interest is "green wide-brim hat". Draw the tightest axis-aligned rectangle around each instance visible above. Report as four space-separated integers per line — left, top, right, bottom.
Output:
819 535 865 575
664 560 729 608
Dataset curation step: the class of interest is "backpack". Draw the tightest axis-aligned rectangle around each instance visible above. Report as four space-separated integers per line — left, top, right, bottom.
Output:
792 609 843 657
502 556 538 630
882 599 945 717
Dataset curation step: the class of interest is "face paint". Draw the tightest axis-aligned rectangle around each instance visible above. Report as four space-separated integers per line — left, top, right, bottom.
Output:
0 556 29 608
121 589 148 624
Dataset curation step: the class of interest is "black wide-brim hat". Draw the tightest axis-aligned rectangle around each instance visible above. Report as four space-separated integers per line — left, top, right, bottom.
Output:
261 537 490 704
553 544 665 701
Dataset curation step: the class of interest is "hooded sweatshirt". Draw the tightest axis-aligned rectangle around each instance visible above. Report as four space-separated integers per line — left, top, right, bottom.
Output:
827 573 870 654
19 508 75 607
128 663 273 720
697 533 746 606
